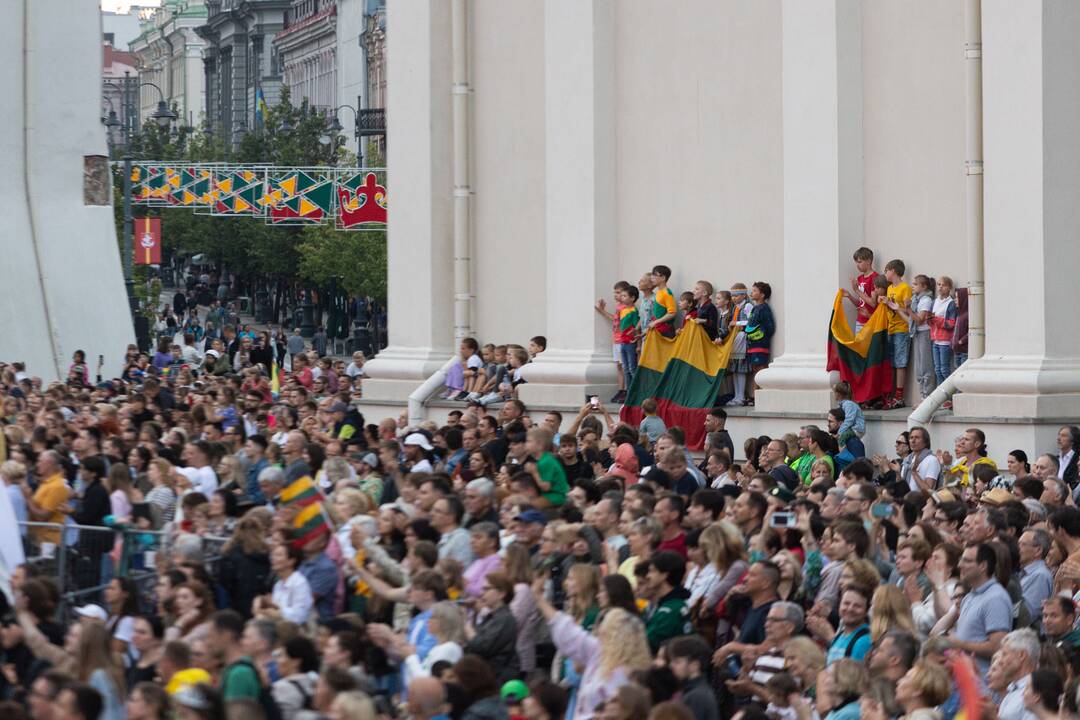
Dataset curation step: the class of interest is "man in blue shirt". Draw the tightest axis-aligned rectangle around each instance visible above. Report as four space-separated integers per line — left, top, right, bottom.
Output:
823 585 872 665
1018 528 1054 628
243 435 270 505
298 534 342 621
952 542 1012 673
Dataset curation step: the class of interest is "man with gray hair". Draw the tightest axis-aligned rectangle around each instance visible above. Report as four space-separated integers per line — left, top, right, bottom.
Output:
463 477 498 528
997 628 1041 720
1018 528 1054 628
742 601 803 687
257 465 287 507
170 533 204 566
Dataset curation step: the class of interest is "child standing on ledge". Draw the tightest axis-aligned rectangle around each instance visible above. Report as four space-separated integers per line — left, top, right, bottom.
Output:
745 281 775 406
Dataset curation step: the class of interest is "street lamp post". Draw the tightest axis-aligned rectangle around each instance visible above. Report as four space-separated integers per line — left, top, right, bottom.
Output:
107 73 177 349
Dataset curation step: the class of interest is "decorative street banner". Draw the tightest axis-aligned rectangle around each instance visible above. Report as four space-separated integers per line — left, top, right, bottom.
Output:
133 217 162 265
212 167 266 217
619 323 736 451
263 169 334 225
826 290 893 403
126 162 387 231
336 171 387 229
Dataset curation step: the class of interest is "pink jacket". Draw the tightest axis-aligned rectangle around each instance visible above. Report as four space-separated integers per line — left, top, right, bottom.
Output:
550 612 633 720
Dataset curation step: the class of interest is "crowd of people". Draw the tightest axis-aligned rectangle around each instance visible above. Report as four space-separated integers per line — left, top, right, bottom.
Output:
0 257 1068 720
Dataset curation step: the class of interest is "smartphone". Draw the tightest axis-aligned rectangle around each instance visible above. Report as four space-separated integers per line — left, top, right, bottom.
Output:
770 512 796 528
590 395 599 409
871 502 894 518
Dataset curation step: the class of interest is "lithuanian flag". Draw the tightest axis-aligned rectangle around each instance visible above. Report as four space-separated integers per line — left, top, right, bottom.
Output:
271 360 280 399
826 289 893 403
619 323 736 450
279 474 334 548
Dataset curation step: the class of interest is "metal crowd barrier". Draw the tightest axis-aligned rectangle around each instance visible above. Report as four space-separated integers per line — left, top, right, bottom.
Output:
17 521 229 617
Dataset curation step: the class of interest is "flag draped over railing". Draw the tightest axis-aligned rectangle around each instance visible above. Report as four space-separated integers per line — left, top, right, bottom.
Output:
825 289 893 403
619 323 736 451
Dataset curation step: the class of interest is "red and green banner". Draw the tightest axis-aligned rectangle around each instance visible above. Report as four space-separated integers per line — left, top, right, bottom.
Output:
127 162 387 231
619 323 736 451
825 289 893 403
336 171 387 229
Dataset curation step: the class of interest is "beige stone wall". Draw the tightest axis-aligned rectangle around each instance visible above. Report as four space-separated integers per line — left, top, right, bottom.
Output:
862 0 968 289
469 0 548 345
462 0 979 356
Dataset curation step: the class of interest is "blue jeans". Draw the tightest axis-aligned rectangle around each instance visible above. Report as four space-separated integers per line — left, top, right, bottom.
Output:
932 344 953 386
954 352 967 372
617 342 638 388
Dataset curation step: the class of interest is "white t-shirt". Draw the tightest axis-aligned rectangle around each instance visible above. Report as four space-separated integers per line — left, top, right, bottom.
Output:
914 294 933 331
273 571 314 625
932 297 955 345
907 453 943 493
178 466 218 496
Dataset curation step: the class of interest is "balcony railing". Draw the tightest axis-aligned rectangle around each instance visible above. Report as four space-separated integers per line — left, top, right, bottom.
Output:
357 108 385 137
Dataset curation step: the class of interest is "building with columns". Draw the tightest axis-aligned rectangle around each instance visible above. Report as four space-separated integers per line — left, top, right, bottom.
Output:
129 0 208 130
363 0 1080 456
274 0 339 114
197 0 289 146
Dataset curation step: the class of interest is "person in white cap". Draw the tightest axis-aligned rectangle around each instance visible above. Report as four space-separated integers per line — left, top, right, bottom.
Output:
403 433 435 474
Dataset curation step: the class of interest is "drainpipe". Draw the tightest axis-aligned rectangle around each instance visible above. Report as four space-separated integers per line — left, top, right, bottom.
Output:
910 0 983 429
963 0 985 362
451 0 473 343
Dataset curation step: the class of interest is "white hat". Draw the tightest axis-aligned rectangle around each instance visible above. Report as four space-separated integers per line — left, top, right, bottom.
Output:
403 432 433 451
205 349 220 359
74 604 108 621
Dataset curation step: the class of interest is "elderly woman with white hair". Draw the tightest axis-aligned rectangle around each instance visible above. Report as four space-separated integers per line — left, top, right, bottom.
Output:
393 600 466 685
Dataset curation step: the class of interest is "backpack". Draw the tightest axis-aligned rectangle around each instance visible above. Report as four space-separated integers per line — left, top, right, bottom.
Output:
231 658 285 720
287 678 314 710
844 626 870 658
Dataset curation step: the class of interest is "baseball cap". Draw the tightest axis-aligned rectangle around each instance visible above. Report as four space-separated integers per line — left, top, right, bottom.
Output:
74 604 108 621
515 509 548 525
349 452 379 467
329 401 349 413
403 432 434 451
381 501 416 519
165 668 213 696
501 679 530 702
769 485 796 504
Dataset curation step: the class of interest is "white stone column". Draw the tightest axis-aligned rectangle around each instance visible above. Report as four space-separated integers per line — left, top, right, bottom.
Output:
518 0 619 407
953 0 1080 421
361 0 456 402
755 0 864 414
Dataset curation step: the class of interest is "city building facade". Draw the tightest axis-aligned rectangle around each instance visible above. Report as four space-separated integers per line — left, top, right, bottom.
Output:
197 0 289 146
129 0 209 131
102 44 138 149
274 0 338 114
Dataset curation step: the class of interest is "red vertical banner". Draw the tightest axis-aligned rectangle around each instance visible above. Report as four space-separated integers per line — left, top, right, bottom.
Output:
134 217 162 265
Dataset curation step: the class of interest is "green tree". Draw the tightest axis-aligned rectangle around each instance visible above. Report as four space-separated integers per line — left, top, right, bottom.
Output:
112 90 385 302
296 224 387 299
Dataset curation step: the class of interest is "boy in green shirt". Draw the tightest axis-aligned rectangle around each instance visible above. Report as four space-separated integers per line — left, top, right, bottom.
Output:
525 427 569 508
648 265 677 338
